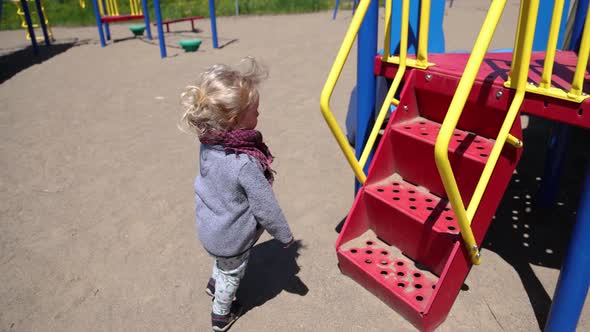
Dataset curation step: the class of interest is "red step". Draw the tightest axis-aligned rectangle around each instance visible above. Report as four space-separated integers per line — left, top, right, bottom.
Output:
336 69 523 331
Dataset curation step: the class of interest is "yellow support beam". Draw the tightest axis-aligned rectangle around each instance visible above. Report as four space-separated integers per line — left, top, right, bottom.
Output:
417 0 431 67
540 0 565 89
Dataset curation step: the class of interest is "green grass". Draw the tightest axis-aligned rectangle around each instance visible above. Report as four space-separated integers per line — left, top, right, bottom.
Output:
0 0 353 30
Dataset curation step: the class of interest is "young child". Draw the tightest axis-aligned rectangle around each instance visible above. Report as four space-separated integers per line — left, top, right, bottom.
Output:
180 57 295 332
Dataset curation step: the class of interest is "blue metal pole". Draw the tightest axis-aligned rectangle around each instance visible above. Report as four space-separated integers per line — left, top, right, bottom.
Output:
141 0 152 40
100 0 110 41
537 123 571 206
208 0 218 48
571 0 589 51
354 0 378 192
19 0 38 54
333 0 340 20
90 0 105 47
33 0 50 46
544 164 590 332
153 0 166 58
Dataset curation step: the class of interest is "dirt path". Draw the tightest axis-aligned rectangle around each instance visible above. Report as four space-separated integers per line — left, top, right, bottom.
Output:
1 3 588 331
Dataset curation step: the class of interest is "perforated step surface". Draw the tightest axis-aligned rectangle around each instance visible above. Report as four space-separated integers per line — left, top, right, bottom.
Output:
340 230 439 313
366 174 460 235
393 117 495 163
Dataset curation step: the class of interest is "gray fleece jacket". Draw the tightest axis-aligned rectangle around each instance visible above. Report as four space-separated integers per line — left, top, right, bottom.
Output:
194 144 293 257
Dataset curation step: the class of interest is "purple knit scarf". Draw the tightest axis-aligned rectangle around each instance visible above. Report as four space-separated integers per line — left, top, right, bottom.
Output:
200 129 275 183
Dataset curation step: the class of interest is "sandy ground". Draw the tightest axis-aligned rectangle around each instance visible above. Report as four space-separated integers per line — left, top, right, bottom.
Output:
1 1 589 331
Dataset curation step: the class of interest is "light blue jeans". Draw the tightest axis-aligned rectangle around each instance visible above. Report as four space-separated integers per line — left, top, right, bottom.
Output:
211 250 250 315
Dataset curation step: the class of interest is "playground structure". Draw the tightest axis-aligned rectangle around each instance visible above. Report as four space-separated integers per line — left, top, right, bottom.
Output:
321 0 589 331
88 0 218 58
10 0 54 41
7 0 219 58
2 0 53 54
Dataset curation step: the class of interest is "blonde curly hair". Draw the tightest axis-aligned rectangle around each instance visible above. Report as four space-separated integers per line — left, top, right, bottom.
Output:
180 57 268 138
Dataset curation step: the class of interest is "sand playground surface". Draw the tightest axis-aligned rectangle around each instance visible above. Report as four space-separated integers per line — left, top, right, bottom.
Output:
1 1 589 331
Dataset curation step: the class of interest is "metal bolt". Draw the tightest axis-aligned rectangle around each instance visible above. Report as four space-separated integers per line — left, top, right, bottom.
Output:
475 252 481 259
583 92 588 96
425 74 432 81
472 245 479 251
496 90 503 99
403 105 408 111
528 81 535 85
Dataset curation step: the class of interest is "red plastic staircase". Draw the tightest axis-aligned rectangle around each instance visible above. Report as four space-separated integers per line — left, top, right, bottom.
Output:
335 69 523 331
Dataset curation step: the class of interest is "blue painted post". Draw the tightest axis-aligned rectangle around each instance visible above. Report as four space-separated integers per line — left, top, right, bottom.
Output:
91 0 105 47
537 123 571 206
19 0 38 54
33 0 50 46
570 0 589 51
537 0 586 207
333 0 341 20
141 0 152 40
532 0 571 51
100 0 110 41
208 0 218 48
355 0 378 192
153 0 166 58
544 164 590 332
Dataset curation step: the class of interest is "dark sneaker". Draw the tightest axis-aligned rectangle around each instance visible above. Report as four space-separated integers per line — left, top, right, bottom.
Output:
205 278 215 297
212 302 243 332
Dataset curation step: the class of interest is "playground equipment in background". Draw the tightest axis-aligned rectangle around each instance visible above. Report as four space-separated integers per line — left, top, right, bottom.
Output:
321 0 589 330
179 38 201 52
129 24 145 36
153 15 204 33
333 0 360 19
88 0 219 58
5 0 53 54
96 0 144 22
10 0 53 41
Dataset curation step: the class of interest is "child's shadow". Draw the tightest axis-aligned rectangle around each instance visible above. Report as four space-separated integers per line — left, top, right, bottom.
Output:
236 239 308 314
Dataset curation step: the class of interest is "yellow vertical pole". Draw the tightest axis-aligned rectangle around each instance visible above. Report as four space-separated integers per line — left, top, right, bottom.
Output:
468 0 540 221
382 0 392 61
417 0 431 67
569 5 590 96
540 0 565 89
506 0 527 87
106 0 113 15
97 0 104 15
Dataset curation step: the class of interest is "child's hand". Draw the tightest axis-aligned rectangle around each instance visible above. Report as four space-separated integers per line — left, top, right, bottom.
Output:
283 238 297 249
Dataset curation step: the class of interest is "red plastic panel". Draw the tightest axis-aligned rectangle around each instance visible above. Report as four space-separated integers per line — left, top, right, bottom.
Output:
395 117 494 163
366 178 459 235
101 15 144 23
340 236 438 313
374 53 590 129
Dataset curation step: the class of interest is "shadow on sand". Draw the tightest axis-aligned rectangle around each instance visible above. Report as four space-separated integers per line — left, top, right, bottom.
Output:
483 115 590 329
236 239 308 314
0 40 78 84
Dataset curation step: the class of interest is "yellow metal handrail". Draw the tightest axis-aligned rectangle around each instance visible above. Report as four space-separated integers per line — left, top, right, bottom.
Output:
434 0 520 265
507 0 589 102
359 0 433 168
320 0 372 184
